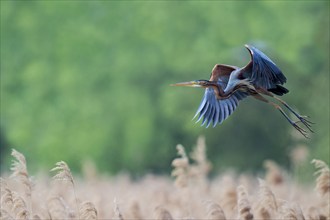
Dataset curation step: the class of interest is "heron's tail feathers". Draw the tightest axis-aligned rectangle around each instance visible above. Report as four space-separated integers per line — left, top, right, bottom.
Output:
268 85 289 96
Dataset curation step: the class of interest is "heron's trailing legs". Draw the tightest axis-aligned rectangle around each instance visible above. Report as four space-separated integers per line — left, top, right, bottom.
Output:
273 96 314 132
252 94 310 138
259 90 314 132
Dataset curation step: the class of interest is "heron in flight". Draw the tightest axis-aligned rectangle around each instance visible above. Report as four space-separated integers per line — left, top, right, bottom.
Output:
171 44 313 138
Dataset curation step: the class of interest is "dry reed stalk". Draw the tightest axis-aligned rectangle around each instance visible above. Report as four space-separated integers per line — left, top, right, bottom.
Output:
47 196 71 219
205 201 226 220
0 208 14 220
130 201 143 219
154 206 173 220
113 198 124 220
50 161 79 219
10 149 32 214
263 160 284 185
79 201 97 220
237 185 253 220
171 144 190 188
311 159 330 196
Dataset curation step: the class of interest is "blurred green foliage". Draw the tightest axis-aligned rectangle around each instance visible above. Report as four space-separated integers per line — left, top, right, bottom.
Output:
1 1 329 175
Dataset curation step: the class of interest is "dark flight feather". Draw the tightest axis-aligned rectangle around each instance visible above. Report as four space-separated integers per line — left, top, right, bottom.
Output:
194 80 248 127
242 45 286 89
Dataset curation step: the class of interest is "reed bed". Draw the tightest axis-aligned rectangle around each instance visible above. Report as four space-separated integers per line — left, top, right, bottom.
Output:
1 137 329 220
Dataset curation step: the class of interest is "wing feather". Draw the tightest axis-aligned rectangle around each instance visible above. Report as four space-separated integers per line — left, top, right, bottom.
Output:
219 100 225 124
212 100 220 127
241 45 286 89
195 87 248 127
223 100 230 120
202 105 212 126
196 102 209 123
206 106 215 128
193 97 207 119
210 64 239 82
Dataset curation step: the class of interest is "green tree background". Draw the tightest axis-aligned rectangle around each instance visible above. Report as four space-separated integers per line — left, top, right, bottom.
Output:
1 1 329 175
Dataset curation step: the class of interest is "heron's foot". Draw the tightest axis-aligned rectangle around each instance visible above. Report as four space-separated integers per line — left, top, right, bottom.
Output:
295 115 314 133
291 121 309 139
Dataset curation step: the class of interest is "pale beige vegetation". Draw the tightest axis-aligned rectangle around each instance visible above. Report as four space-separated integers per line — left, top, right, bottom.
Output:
1 137 329 220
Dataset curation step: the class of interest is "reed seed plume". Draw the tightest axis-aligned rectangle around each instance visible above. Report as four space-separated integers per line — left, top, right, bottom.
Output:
190 136 212 181
220 175 237 213
10 149 29 183
171 144 190 188
205 201 226 220
0 179 13 211
254 179 278 219
154 206 173 220
311 159 330 196
264 160 284 185
290 145 309 167
307 206 325 220
0 140 329 219
237 185 254 220
51 161 75 185
12 191 29 219
256 206 271 220
280 203 305 220
1 190 14 212
257 179 278 211
50 161 79 219
10 149 32 213
79 201 97 220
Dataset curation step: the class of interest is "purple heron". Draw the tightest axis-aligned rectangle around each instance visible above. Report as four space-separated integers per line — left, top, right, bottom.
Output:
171 45 313 138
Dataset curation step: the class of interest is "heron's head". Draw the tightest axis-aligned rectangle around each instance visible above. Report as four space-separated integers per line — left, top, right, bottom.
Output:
170 80 215 88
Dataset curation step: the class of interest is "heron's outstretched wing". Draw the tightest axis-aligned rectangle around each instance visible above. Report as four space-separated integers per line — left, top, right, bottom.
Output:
194 86 248 128
209 64 239 82
241 45 286 89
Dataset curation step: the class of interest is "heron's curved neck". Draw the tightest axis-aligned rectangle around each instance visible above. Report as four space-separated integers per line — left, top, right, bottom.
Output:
207 83 234 100
210 81 256 100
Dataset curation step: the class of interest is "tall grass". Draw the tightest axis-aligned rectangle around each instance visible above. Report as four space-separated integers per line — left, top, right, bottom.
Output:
1 140 329 219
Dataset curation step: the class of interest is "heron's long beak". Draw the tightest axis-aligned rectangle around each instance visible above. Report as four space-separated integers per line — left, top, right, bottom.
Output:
170 80 203 87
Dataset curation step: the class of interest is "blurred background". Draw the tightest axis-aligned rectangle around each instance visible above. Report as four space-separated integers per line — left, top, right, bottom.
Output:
1 1 329 176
